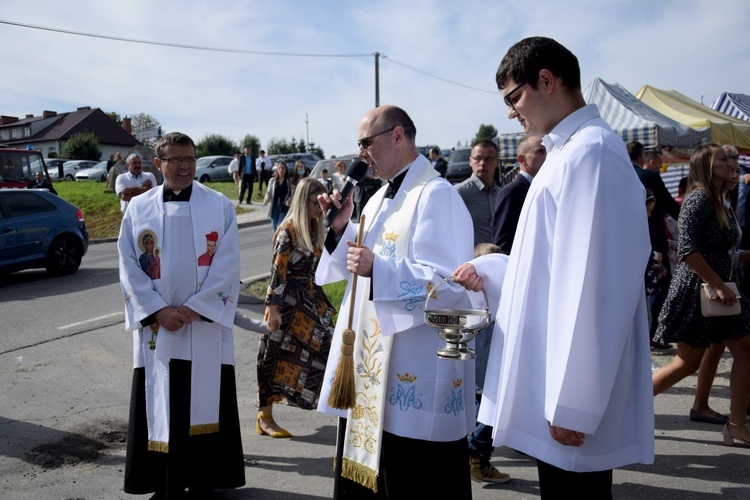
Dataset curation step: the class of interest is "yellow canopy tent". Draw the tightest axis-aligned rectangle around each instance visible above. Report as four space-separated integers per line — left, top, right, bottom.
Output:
636 85 750 148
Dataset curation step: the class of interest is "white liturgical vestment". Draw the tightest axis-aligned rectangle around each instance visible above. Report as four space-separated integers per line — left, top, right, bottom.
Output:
478 104 655 472
118 182 240 449
316 155 476 445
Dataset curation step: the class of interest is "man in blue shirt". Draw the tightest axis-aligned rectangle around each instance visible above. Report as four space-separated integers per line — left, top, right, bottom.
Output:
238 147 256 204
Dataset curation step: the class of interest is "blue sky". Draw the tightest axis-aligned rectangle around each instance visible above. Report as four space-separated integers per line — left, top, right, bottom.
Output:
1 0 748 157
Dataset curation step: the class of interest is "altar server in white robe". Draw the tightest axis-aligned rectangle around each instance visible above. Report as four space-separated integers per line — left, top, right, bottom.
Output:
453 37 654 499
316 105 476 498
119 132 245 499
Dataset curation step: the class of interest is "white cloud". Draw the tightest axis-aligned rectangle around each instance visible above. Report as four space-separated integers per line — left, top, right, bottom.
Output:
1 0 748 157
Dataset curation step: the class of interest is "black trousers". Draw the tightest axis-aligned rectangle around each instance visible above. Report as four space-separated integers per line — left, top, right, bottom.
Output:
124 361 245 496
536 459 612 499
333 418 471 499
239 173 255 203
258 168 270 192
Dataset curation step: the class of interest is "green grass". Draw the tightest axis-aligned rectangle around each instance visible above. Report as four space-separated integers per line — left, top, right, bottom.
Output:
323 280 347 316
245 277 348 323
54 182 122 240
53 179 263 240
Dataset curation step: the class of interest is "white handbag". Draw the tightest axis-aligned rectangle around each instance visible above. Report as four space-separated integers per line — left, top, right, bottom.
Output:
700 280 741 317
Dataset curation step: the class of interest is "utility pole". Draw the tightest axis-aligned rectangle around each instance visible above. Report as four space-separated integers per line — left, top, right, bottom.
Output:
305 113 309 151
374 52 380 107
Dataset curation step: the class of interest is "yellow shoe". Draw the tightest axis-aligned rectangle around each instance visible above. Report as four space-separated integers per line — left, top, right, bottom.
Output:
256 413 292 438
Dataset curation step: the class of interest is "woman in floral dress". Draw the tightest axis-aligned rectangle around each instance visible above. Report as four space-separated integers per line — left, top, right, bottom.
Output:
257 177 335 438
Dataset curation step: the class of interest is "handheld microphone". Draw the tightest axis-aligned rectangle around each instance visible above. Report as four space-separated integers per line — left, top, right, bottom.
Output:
324 159 369 227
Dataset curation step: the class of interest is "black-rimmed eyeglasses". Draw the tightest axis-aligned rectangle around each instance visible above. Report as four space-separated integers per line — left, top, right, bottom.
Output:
503 81 527 110
358 127 396 149
158 156 197 165
470 155 498 163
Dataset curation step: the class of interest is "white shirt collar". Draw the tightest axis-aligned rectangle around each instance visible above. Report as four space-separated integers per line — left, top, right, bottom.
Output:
543 103 600 152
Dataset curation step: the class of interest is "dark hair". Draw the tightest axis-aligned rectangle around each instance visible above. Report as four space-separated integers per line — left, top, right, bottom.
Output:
496 37 581 94
644 150 662 164
626 141 644 162
429 146 441 156
155 132 195 157
470 139 498 153
374 106 417 142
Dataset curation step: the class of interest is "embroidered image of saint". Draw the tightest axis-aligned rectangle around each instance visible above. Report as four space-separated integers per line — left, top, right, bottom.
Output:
198 231 219 266
137 231 160 280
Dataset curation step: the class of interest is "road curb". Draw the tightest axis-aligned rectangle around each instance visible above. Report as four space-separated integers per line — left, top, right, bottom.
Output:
88 218 270 245
239 272 271 304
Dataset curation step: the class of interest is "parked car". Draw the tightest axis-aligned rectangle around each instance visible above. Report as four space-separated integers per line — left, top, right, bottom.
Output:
30 157 67 175
0 149 51 188
75 161 109 182
50 160 99 181
0 189 88 275
194 155 233 183
309 155 358 179
268 153 321 173
446 148 472 184
39 158 69 178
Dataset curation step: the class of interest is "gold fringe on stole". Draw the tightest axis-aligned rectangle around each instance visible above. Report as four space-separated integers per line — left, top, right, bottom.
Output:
341 457 378 493
189 423 220 436
147 440 169 453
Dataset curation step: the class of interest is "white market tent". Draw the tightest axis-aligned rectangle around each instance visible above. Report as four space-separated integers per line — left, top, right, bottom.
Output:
583 78 711 149
496 77 710 169
711 92 750 122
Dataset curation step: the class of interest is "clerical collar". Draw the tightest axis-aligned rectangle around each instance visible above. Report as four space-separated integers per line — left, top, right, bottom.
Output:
163 183 192 202
385 167 409 199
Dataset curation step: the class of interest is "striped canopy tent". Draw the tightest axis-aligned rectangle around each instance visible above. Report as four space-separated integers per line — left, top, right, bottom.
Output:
497 132 525 162
636 85 750 148
582 78 710 149
711 92 750 122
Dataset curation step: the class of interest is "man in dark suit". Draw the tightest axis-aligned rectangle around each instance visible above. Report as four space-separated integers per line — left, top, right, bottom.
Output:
627 141 680 347
429 147 448 178
491 136 546 253
27 171 57 195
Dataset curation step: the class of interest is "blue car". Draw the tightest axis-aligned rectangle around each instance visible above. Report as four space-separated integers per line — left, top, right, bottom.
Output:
0 189 89 275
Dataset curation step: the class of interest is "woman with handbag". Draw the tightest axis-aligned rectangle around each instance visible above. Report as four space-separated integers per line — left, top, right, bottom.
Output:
263 162 291 231
652 144 750 447
690 145 750 425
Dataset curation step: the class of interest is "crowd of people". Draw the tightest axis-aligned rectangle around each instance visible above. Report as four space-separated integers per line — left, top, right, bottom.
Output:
113 36 749 500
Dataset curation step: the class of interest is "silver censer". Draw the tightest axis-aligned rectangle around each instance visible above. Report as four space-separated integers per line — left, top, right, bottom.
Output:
424 276 491 360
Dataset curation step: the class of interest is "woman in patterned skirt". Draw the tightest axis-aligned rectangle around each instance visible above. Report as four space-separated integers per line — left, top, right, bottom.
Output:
257 177 336 438
652 144 750 447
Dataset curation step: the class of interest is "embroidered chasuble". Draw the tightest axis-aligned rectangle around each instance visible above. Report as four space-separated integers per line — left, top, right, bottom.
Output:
315 155 476 491
119 182 240 452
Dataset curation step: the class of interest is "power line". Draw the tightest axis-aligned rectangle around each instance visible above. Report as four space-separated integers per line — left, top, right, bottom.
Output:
381 55 498 95
0 18 499 95
0 19 370 58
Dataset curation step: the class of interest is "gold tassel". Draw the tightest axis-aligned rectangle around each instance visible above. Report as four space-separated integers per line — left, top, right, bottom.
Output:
328 214 366 409
189 423 220 436
147 440 169 453
341 457 378 493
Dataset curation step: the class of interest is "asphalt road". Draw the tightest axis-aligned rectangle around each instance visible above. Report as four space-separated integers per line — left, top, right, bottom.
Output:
0 223 275 356
1 221 749 499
